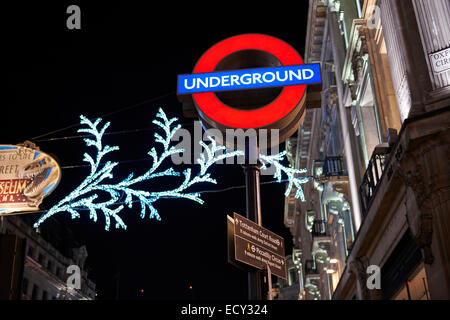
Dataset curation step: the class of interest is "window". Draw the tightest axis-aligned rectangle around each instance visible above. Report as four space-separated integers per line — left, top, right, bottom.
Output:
31 284 39 300
288 268 297 286
56 267 63 279
359 79 382 164
366 25 402 136
381 231 423 299
47 260 53 273
38 253 45 265
393 264 430 300
22 278 29 297
27 246 35 259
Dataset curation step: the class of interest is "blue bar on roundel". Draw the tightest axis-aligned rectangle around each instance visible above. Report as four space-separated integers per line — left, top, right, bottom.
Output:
177 64 321 95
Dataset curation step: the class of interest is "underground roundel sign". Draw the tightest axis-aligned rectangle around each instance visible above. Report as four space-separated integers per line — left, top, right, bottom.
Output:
177 34 321 148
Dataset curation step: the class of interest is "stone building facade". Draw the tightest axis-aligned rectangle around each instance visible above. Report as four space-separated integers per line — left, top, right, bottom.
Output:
0 216 96 300
283 0 449 300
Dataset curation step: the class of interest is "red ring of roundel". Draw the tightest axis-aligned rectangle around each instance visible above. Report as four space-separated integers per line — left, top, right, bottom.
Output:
193 34 306 129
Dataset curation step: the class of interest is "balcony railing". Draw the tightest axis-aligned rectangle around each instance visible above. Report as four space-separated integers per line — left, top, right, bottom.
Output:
359 147 390 216
312 220 327 237
323 156 347 177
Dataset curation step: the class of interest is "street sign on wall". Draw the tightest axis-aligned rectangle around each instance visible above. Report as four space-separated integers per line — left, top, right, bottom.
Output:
233 212 286 279
0 142 61 215
429 47 450 73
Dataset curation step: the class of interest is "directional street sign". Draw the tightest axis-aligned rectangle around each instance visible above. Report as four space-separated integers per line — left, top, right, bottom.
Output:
233 212 287 279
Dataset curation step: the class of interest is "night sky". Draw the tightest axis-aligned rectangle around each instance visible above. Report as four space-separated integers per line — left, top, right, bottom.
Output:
4 2 309 300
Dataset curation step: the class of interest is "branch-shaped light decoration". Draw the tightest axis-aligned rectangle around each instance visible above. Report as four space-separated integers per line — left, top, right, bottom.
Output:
259 152 309 202
207 146 309 201
33 108 308 231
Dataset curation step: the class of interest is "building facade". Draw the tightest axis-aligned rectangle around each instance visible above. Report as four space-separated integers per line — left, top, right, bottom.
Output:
273 254 302 300
283 0 450 300
0 216 96 300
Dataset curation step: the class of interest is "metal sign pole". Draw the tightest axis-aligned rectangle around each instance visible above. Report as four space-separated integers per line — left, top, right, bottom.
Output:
243 136 263 300
267 263 273 300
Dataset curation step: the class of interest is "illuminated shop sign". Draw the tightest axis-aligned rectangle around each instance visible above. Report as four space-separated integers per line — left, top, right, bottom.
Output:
0 143 61 215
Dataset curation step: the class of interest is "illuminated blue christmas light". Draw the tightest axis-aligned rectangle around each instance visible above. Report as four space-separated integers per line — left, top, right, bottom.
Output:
200 142 309 201
33 108 308 231
259 152 308 202
34 109 194 230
